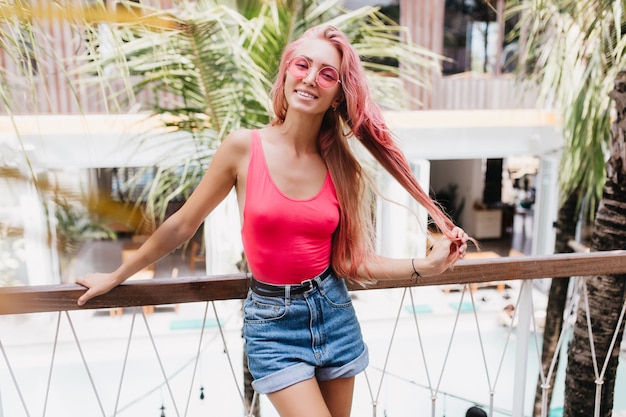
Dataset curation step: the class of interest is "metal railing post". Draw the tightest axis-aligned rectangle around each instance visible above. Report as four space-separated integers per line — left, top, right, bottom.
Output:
512 280 533 417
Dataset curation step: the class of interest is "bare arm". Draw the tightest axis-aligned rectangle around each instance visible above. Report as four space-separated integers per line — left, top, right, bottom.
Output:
359 226 469 282
76 129 251 305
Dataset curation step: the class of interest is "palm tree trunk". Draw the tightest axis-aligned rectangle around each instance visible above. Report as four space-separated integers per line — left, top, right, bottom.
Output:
564 180 626 417
533 190 579 417
563 73 626 417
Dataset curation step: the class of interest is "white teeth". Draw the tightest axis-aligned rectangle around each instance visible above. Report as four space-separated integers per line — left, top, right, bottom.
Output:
297 91 315 99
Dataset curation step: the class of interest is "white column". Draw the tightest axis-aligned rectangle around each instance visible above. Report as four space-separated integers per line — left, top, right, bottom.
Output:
21 182 56 285
512 154 559 416
411 159 431 258
204 190 242 275
377 160 430 259
378 171 411 258
532 154 560 256
512 280 533 417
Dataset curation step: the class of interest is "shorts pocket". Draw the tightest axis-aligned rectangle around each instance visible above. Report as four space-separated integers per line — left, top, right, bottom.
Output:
320 277 353 308
244 290 288 323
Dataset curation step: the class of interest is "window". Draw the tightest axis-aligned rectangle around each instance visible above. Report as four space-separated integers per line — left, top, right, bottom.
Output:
443 0 518 75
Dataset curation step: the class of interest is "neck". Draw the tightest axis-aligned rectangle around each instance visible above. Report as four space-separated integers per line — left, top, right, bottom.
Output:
277 111 324 150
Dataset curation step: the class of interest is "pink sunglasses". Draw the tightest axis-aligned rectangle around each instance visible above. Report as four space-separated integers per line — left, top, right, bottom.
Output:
287 56 341 89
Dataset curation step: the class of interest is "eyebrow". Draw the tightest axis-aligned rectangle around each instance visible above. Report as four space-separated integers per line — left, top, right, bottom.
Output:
299 55 340 71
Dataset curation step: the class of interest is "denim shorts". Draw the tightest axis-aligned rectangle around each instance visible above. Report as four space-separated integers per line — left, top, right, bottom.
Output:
243 271 369 394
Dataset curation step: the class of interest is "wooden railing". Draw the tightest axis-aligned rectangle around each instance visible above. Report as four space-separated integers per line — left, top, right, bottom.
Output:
2 250 625 315
2 250 626 417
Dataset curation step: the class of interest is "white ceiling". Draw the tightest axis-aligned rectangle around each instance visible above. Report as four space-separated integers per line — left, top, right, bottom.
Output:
385 109 563 160
0 109 563 169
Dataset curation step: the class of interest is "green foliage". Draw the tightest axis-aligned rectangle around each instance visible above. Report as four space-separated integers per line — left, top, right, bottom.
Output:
8 0 440 226
53 192 117 282
514 0 624 220
53 193 116 257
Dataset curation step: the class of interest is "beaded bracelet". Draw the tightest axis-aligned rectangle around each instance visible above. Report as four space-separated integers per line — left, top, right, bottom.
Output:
411 258 420 283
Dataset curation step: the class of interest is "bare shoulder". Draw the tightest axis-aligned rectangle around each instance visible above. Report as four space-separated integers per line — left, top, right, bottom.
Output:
221 128 254 153
211 128 255 172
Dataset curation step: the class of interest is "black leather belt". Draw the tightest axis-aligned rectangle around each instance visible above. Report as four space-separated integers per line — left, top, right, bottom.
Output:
250 267 333 297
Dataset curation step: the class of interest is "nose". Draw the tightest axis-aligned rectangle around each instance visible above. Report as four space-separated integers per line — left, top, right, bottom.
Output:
302 69 317 86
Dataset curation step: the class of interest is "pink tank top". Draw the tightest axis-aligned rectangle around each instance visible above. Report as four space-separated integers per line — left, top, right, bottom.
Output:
241 130 340 284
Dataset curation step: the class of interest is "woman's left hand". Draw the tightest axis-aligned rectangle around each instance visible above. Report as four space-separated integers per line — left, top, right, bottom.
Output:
426 227 469 275
448 226 469 259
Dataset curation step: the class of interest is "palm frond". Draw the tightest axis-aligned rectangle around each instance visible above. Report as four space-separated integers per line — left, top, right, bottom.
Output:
67 0 444 222
517 0 626 219
242 0 442 109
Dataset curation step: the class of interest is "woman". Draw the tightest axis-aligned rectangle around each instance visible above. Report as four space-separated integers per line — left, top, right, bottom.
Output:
77 25 469 417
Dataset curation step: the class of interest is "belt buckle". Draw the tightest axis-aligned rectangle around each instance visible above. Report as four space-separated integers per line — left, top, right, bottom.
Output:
301 279 315 293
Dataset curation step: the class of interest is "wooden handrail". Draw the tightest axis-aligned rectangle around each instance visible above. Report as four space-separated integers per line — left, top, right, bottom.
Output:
1 250 626 315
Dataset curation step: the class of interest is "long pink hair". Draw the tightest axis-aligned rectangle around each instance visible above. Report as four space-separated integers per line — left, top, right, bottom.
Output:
270 25 463 281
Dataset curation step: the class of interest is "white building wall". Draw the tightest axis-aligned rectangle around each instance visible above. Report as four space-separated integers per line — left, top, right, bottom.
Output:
430 159 483 233
377 159 430 260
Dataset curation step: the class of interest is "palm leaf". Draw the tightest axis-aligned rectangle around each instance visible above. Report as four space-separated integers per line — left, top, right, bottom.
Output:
69 0 443 223
516 0 626 219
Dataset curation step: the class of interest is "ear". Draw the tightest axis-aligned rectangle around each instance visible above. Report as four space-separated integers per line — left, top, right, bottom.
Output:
332 94 343 109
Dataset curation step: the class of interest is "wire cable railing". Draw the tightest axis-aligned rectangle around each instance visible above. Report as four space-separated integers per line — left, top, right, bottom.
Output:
1 250 626 417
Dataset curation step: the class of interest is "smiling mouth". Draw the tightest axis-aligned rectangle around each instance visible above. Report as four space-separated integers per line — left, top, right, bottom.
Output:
296 90 318 99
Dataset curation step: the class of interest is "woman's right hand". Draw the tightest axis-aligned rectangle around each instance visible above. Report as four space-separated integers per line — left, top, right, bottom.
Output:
76 273 120 306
